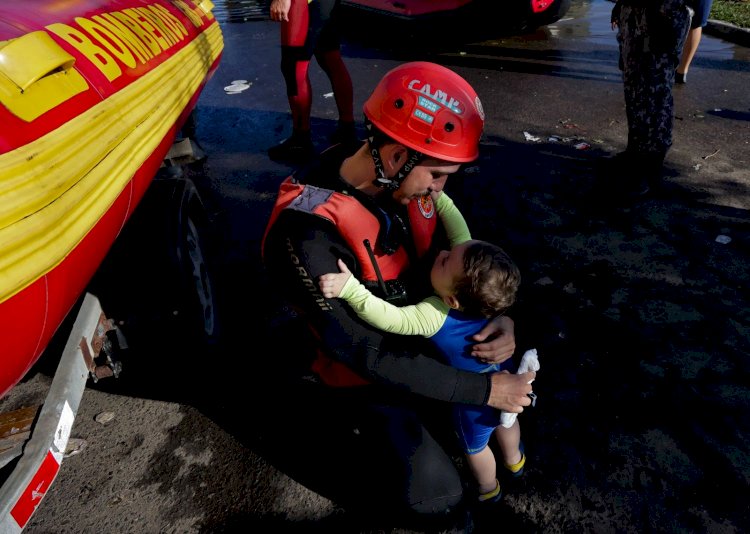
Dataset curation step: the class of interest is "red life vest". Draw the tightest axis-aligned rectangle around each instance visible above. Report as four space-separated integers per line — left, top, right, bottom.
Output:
263 177 439 386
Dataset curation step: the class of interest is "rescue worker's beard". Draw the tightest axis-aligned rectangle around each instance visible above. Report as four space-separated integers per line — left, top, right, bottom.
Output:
391 190 409 205
392 188 424 205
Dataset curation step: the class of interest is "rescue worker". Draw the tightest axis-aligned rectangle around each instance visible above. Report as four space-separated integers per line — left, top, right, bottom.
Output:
262 62 535 525
269 0 356 164
607 0 693 199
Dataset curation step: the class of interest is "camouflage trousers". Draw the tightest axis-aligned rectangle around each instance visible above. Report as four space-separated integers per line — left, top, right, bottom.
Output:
616 1 692 156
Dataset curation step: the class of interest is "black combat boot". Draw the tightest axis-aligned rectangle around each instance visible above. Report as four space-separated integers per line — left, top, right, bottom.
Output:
636 151 666 189
600 150 649 194
268 130 315 164
587 150 653 210
329 120 360 150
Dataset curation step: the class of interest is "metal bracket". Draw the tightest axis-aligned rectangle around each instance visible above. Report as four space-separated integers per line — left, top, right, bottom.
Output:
77 310 125 383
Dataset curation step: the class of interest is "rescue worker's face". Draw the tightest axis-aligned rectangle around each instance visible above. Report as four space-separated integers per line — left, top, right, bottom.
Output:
392 159 460 206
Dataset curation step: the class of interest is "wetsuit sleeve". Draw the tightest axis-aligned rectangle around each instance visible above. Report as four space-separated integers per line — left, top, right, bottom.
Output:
263 210 490 405
339 277 447 337
435 192 471 246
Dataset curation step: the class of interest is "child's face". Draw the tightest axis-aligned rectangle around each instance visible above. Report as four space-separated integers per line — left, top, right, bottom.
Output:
430 240 474 302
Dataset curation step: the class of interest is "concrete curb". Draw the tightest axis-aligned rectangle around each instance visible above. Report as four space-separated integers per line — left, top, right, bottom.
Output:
705 19 750 47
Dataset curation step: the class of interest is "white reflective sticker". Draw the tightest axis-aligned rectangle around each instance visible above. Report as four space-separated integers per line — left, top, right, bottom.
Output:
52 401 74 462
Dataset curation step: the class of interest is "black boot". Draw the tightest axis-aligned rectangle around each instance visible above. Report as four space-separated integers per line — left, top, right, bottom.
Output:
638 151 666 187
329 121 360 150
623 152 656 197
587 151 653 210
268 130 315 164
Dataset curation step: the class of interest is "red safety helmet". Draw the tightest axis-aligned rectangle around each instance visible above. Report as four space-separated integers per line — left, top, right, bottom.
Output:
363 61 485 163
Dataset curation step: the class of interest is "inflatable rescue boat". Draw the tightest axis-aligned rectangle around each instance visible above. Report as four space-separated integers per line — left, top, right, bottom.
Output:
0 0 224 399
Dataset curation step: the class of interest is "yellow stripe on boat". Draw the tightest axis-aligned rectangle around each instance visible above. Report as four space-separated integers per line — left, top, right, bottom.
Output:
0 22 223 304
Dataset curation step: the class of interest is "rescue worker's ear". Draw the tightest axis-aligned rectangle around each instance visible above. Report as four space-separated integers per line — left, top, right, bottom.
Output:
381 144 407 172
389 145 407 170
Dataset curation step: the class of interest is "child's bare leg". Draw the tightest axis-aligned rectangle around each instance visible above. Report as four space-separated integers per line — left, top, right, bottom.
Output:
494 420 522 466
466 446 498 494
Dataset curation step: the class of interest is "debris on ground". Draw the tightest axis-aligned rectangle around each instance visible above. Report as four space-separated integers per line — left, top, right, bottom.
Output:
94 411 115 425
715 234 732 244
224 80 251 94
64 438 87 458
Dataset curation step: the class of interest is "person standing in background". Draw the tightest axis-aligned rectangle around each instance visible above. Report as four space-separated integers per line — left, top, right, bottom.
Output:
269 0 356 164
676 0 713 83
605 0 693 200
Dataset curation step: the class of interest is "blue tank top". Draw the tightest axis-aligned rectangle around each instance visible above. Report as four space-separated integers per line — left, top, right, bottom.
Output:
429 309 512 374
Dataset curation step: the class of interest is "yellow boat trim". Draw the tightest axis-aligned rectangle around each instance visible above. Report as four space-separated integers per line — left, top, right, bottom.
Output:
0 22 223 304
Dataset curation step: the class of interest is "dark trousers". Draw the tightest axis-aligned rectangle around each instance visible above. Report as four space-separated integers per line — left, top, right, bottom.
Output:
309 383 466 520
616 2 691 158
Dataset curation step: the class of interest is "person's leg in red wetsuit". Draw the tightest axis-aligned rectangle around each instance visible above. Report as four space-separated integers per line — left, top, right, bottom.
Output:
270 0 355 164
316 47 356 146
269 0 315 163
314 0 356 147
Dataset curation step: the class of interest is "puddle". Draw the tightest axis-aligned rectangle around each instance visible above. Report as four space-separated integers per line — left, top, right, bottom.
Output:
212 0 749 63
213 0 270 23
549 0 750 62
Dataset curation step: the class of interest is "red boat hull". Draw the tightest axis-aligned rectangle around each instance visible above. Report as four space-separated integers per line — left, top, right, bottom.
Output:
0 0 223 398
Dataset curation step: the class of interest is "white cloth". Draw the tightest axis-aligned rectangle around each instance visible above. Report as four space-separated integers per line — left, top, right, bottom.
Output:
499 348 540 428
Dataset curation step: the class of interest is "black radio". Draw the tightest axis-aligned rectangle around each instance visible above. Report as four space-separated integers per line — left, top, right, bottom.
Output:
382 279 408 306
363 239 409 307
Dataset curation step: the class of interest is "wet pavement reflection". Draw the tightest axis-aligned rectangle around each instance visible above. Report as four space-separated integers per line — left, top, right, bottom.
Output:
557 0 750 61
213 0 270 23
213 0 750 64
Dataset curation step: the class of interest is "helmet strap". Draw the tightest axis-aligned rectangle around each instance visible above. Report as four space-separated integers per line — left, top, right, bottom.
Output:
365 116 423 191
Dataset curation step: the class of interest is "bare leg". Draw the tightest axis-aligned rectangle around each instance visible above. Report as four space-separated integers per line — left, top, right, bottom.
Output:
677 26 702 76
494 420 522 467
465 446 498 494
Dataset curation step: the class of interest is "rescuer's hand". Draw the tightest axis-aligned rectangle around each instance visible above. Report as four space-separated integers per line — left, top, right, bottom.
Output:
471 314 516 364
487 371 535 412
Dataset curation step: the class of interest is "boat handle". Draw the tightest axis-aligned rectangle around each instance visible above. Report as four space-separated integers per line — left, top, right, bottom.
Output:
0 31 75 92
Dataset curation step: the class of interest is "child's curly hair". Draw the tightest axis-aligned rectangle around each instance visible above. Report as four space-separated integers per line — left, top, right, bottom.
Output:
453 241 521 318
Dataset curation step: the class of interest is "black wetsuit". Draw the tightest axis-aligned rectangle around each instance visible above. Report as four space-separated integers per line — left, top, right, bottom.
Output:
262 144 491 520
